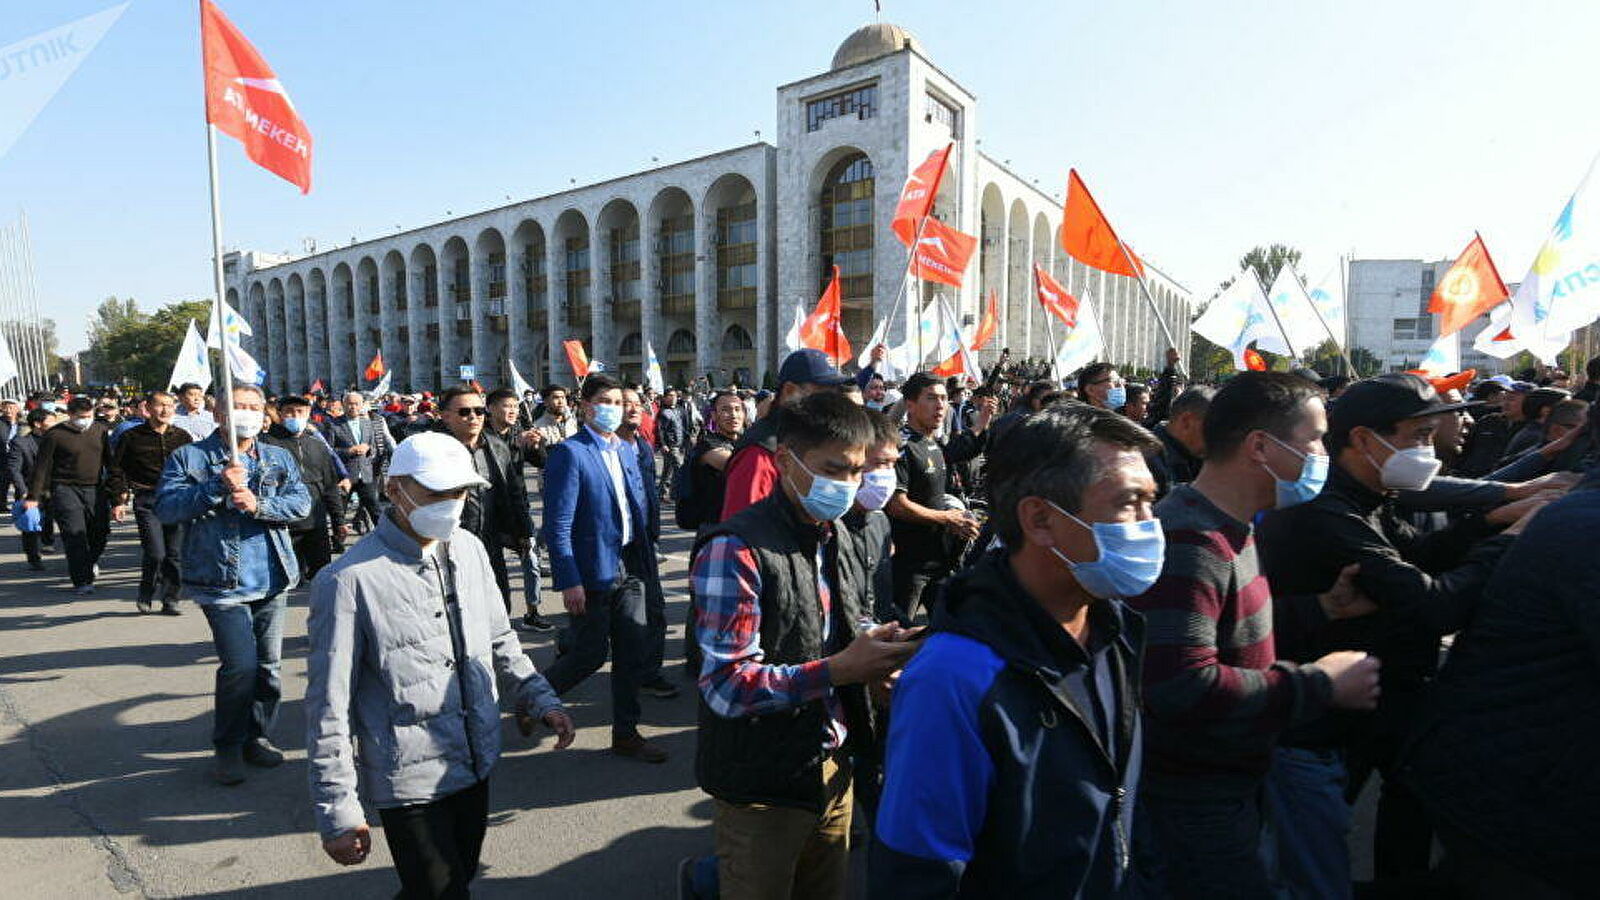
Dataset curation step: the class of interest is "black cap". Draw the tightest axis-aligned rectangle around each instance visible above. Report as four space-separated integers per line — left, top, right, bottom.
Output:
776 349 852 387
1329 373 1477 438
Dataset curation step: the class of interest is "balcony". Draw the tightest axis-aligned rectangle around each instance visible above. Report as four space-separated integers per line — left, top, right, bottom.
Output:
449 284 470 303
661 295 696 317
454 305 472 322
488 280 506 300
455 320 472 337
565 304 591 328
612 299 641 322
530 309 548 329
489 316 509 333
717 288 756 311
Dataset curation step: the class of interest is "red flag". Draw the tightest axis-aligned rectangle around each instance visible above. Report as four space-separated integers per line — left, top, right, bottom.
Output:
799 267 854 367
364 350 385 382
562 340 591 380
308 378 325 394
1034 263 1080 329
892 143 953 246
469 379 485 393
1428 233 1509 337
971 289 999 351
910 218 978 288
932 298 979 380
202 0 313 193
1243 349 1267 371
1058 169 1142 278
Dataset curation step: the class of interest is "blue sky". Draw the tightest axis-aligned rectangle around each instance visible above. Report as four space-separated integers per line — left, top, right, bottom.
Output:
5 0 1600 353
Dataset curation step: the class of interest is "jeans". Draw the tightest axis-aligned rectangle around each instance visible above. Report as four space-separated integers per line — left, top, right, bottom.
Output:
49 483 109 587
1264 747 1353 900
378 779 489 900
132 490 181 602
517 550 541 615
543 543 647 739
1134 792 1278 899
201 595 286 750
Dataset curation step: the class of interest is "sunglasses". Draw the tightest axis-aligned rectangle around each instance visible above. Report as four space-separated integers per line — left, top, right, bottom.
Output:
454 407 487 418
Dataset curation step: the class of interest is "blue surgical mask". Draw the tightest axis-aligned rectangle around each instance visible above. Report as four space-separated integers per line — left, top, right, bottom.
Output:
1105 386 1128 410
855 468 897 511
1044 500 1165 599
1263 434 1328 509
591 402 623 434
283 416 307 435
784 449 858 522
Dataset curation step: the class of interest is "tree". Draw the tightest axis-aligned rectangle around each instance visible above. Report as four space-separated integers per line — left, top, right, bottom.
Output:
82 297 216 391
1240 244 1303 290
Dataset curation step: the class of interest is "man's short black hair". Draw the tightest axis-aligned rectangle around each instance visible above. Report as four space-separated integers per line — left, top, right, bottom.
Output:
1169 385 1215 420
177 382 203 394
277 394 311 411
1076 362 1116 394
1202 372 1322 461
580 373 620 401
541 384 567 400
1125 383 1150 401
439 386 483 410
26 407 52 426
67 396 94 414
485 388 518 406
1471 381 1507 402
775 391 874 458
901 372 942 403
1525 387 1572 422
988 403 1158 547
865 408 899 449
144 390 174 406
1318 375 1353 395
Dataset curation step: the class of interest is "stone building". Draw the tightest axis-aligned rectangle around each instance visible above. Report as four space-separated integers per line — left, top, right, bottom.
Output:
1347 257 1511 374
228 22 1194 394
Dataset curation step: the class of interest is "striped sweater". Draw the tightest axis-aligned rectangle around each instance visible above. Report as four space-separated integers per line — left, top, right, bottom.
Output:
1129 484 1331 799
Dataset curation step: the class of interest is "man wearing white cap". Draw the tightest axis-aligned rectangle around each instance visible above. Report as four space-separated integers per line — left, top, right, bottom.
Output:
305 431 575 899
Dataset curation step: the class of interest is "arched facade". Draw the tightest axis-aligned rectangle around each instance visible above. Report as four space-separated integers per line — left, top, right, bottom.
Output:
817 151 875 345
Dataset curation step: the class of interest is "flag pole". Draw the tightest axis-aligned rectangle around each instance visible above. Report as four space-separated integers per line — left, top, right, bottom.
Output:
1115 239 1187 378
1298 266 1355 376
1034 268 1061 382
1251 269 1300 367
881 213 933 358
205 122 240 462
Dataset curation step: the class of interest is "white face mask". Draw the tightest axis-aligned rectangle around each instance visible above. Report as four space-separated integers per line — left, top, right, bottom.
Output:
69 416 94 430
400 483 463 542
1368 433 1441 491
855 468 897 511
229 408 264 439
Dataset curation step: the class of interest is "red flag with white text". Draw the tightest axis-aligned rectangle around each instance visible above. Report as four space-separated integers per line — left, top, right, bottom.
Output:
911 217 978 288
201 0 313 193
800 267 854 367
892 143 953 246
1034 263 1080 328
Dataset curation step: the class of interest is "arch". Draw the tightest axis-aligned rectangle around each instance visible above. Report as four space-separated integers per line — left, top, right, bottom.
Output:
595 198 642 376
979 182 1007 362
721 323 754 352
268 277 294 392
405 243 439 389
1007 198 1031 358
472 227 508 383
619 331 643 356
551 208 592 354
818 150 875 344
245 281 268 374
706 173 759 377
510 218 549 380
381 249 408 389
439 236 471 370
667 328 697 355
647 187 696 376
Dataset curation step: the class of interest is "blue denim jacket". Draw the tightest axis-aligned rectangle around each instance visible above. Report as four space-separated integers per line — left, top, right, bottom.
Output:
155 433 311 602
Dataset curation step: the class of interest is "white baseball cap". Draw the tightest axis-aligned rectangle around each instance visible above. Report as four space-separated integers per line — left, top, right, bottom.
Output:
388 432 489 491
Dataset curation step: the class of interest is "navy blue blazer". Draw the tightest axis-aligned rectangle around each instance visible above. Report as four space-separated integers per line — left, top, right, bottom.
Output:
541 426 650 593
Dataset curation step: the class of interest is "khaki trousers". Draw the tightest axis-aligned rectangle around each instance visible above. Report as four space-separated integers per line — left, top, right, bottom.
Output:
714 754 853 900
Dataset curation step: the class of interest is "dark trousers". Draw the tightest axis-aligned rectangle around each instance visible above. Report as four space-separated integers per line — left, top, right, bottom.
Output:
200 595 286 749
20 509 55 567
378 779 490 900
658 450 681 499
485 542 512 613
348 477 381 531
49 483 109 587
890 556 947 624
1346 692 1433 885
132 490 181 602
1134 791 1277 899
544 543 647 739
290 527 332 581
642 546 667 684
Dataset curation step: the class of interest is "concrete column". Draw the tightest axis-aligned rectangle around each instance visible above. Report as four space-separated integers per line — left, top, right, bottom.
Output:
640 211 662 378
470 249 490 379
591 223 614 370
754 183 774 381
695 206 718 379
508 245 529 381
435 262 454 388
547 250 568 386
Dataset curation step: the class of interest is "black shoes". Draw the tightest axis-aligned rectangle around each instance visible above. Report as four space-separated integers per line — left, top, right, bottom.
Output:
514 612 555 634
243 738 285 768
136 597 155 614
640 678 681 700
214 747 246 785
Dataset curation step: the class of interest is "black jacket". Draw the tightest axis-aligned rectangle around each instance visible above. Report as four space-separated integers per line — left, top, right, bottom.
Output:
870 550 1144 898
260 425 345 533
1400 489 1600 893
695 492 872 812
106 422 192 497
324 414 392 484
429 426 530 546
1454 412 1516 476
1145 423 1202 499
1257 463 1511 747
7 430 41 496
28 420 112 500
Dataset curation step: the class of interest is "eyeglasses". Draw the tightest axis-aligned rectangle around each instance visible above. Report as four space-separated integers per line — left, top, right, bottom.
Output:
453 407 487 418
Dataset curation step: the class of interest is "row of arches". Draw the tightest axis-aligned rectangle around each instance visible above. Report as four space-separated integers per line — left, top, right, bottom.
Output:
232 173 766 393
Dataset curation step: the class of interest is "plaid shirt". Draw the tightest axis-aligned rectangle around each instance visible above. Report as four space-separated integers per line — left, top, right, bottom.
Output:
693 533 847 749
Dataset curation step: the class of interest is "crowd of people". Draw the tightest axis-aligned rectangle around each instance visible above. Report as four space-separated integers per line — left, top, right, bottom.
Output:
5 343 1597 899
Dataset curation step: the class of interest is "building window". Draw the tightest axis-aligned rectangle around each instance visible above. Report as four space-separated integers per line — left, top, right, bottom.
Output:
422 264 438 307
487 253 506 301
658 215 695 315
667 328 697 355
610 223 641 303
1392 317 1432 340
367 275 380 314
820 153 874 338
1418 268 1435 315
395 277 408 311
722 324 754 352
717 201 758 308
806 83 878 132
619 331 643 356
522 243 547 321
926 93 960 137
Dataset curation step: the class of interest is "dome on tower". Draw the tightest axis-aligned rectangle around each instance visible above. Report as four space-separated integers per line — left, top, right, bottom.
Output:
831 22 919 70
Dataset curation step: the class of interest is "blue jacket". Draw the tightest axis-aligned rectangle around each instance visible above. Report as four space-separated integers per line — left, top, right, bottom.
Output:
871 550 1145 899
541 426 649 593
155 433 312 598
630 434 661 545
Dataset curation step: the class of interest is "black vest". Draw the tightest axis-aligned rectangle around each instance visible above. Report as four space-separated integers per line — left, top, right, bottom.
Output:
695 491 871 811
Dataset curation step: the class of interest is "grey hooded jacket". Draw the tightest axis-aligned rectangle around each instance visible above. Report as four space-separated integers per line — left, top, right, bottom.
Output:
305 513 563 840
